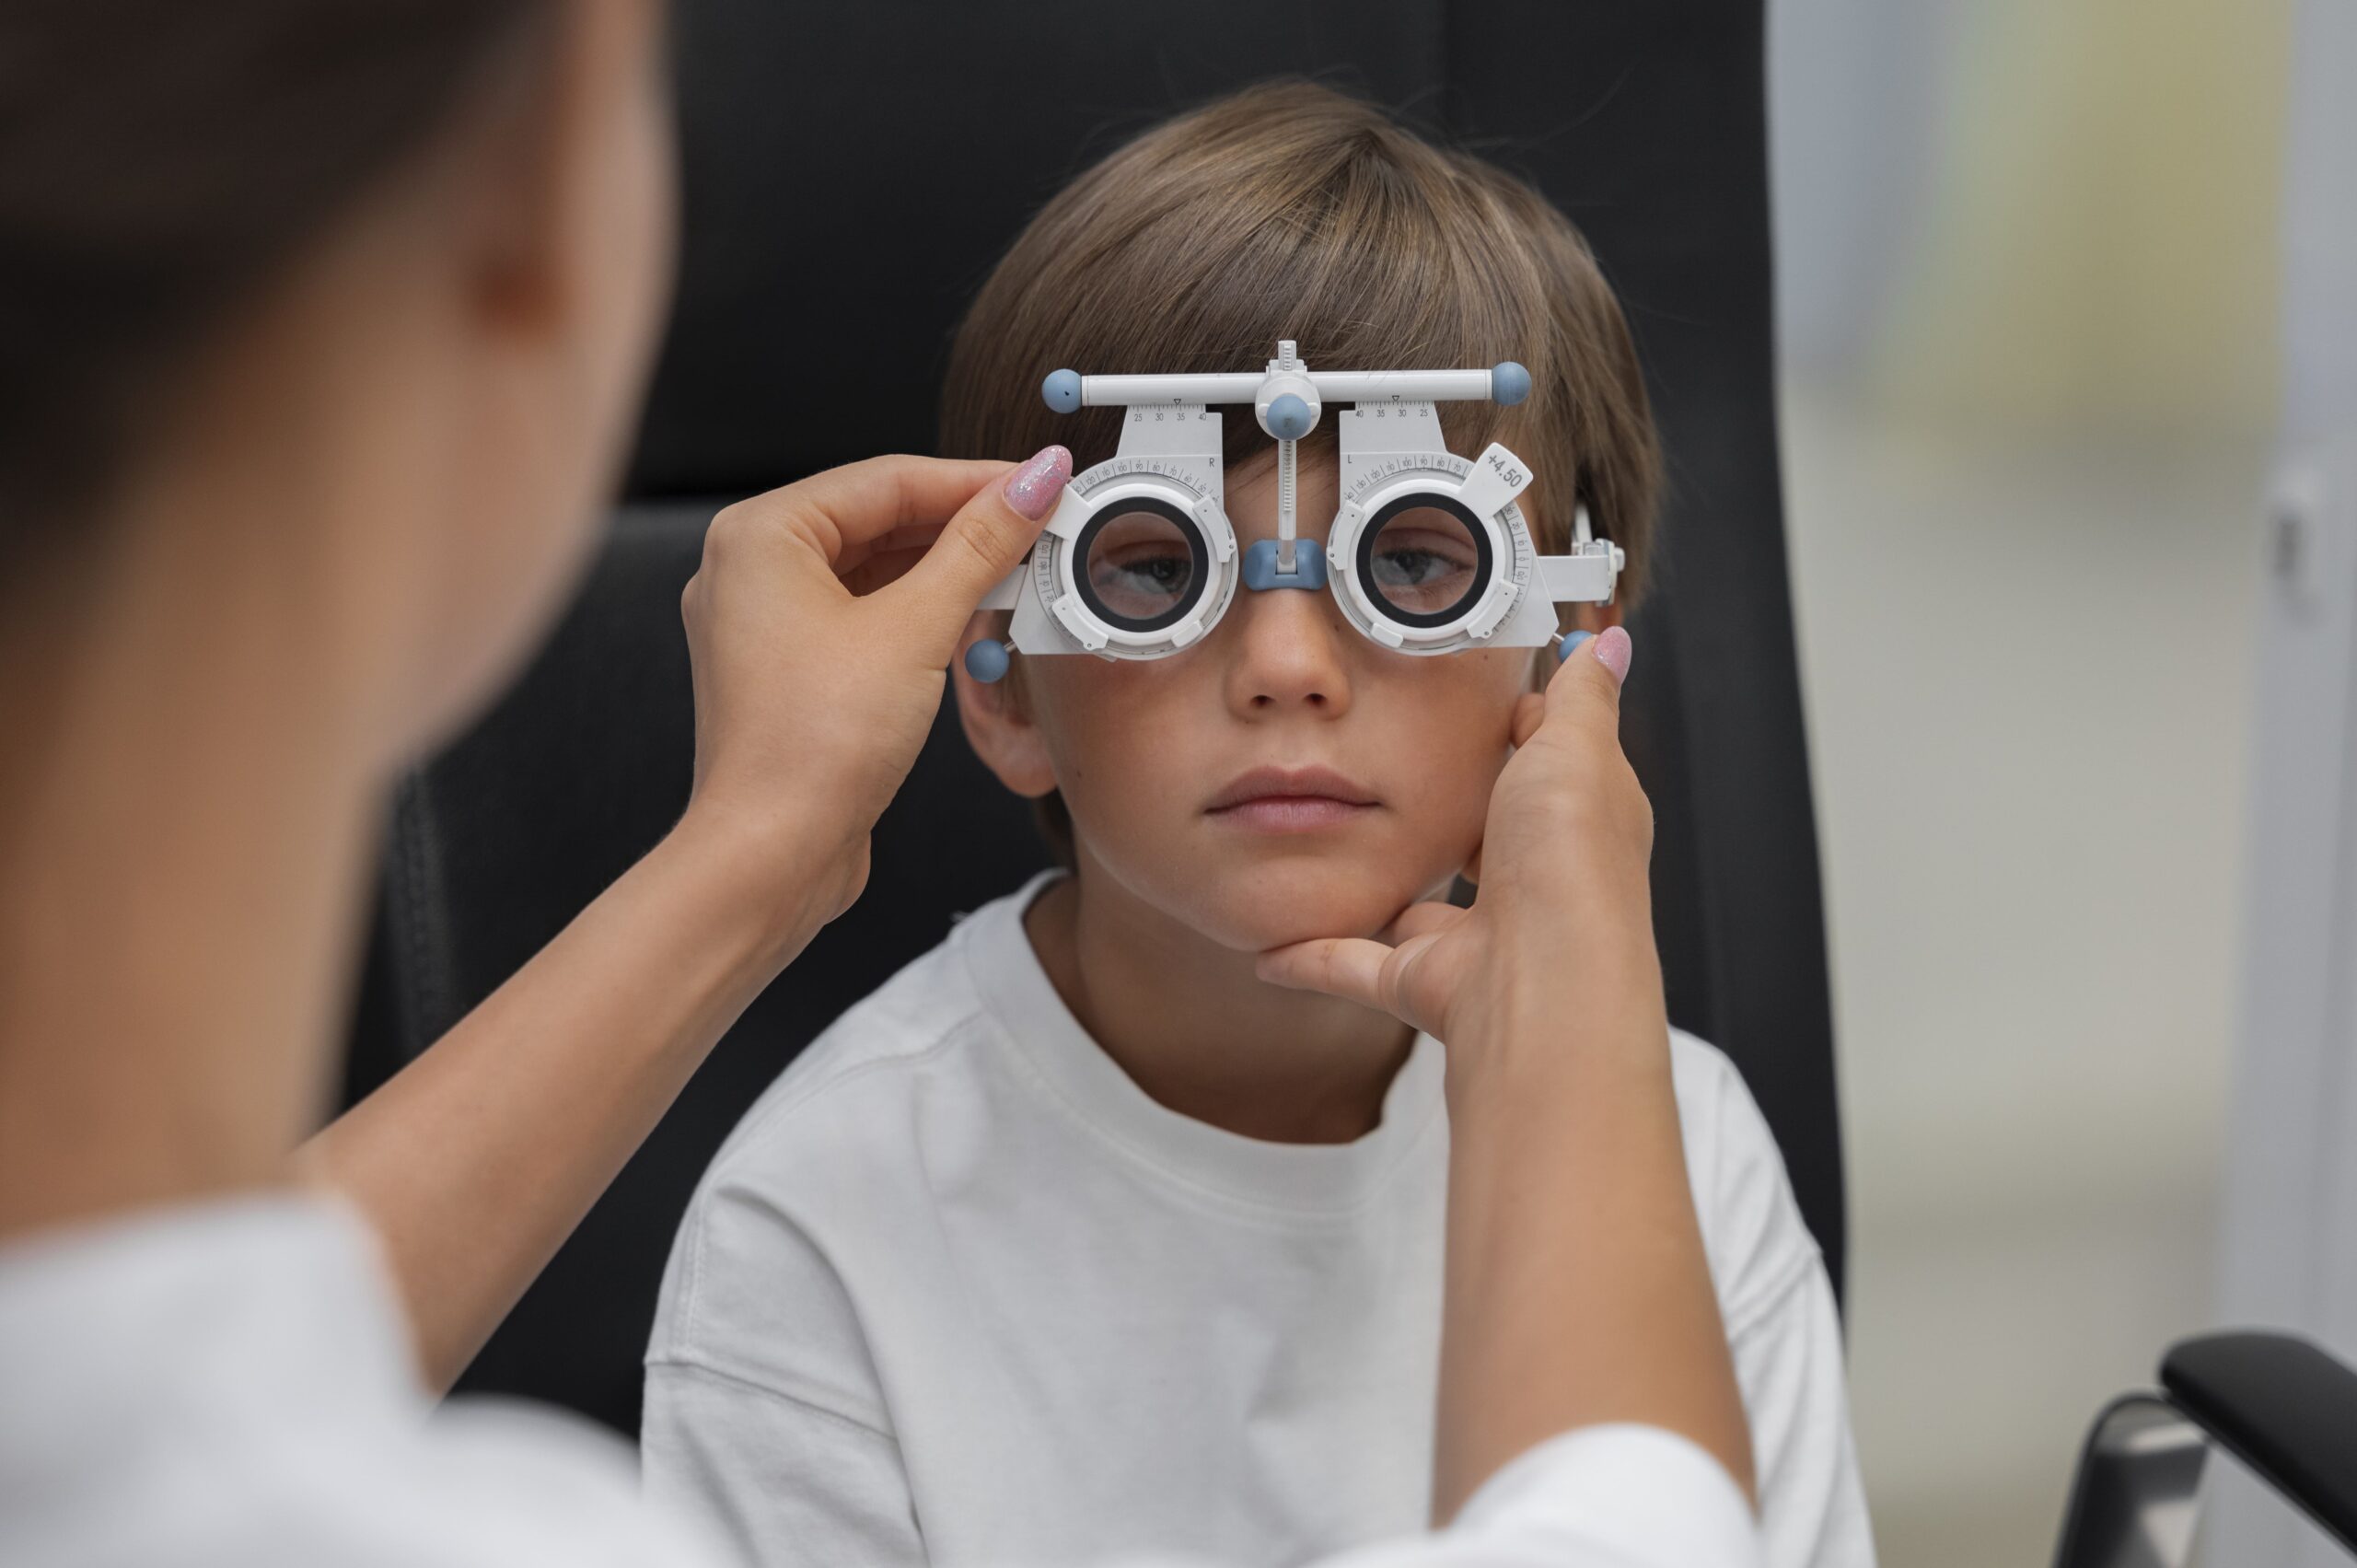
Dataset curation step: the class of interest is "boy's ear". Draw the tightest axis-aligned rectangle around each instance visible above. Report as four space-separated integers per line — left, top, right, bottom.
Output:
952 613 1060 799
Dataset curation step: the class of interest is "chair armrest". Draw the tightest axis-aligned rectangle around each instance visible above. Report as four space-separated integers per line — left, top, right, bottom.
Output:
2160 1330 2357 1557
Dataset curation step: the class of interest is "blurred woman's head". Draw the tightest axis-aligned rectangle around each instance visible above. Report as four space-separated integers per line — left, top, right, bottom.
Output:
0 0 675 760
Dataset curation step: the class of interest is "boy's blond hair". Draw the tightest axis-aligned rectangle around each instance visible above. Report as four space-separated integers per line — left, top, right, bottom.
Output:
939 80 1660 862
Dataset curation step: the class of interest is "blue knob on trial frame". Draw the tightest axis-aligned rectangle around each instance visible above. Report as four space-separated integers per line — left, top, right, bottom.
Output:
1042 369 1084 414
1554 629 1596 664
964 639 1013 683
1264 392 1315 441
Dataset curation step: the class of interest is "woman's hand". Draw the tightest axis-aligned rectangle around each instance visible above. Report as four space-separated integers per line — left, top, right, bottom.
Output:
677 447 1072 941
1257 628 1753 1518
1257 627 1655 1067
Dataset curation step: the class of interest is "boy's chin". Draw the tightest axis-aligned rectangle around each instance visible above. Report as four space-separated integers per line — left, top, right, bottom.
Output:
1184 860 1448 954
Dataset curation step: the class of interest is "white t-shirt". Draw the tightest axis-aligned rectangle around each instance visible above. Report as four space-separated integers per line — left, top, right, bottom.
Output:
642 875 1872 1568
0 1178 1760 1568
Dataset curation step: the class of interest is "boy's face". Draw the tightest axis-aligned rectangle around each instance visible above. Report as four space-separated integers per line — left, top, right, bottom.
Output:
958 452 1598 953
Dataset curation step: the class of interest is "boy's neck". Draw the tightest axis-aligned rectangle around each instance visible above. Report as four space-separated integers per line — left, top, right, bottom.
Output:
1023 862 1418 1145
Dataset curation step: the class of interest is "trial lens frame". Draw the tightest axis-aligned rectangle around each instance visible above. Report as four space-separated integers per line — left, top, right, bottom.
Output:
965 342 1623 681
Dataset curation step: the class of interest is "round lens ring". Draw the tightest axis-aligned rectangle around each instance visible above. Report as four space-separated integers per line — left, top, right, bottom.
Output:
1073 497 1211 634
1355 493 1493 629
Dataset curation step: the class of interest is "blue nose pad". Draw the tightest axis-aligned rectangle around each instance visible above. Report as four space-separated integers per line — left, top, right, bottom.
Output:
1241 539 1328 592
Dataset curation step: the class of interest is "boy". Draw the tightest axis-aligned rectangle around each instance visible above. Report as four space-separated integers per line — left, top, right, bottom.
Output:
643 83 1872 1568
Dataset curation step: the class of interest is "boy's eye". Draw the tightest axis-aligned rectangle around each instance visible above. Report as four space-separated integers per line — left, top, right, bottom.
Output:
1086 510 1197 622
1367 508 1480 616
1373 543 1457 585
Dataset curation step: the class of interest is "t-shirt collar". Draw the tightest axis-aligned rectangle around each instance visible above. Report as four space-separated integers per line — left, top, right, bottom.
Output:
961 870 1446 1216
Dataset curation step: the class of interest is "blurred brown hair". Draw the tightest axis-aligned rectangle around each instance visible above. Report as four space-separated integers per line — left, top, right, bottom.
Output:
0 0 554 552
937 80 1660 864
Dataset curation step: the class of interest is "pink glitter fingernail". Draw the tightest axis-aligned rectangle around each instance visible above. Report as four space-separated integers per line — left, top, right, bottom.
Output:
1593 625 1633 687
1003 445 1074 520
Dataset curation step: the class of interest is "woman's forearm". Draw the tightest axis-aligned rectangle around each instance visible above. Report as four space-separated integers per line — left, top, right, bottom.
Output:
1431 932 1755 1523
297 810 827 1390
296 455 1058 1395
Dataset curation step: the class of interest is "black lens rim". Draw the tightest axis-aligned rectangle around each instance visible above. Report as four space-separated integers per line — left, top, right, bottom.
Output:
1355 491 1494 628
1072 495 1212 633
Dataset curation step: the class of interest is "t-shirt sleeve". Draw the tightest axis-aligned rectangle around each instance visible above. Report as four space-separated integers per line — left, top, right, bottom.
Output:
1682 1047 1875 1568
642 1358 924 1568
642 1164 924 1568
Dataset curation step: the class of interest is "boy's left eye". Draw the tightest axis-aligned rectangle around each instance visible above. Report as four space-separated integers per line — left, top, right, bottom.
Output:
1368 517 1479 615
1373 546 1455 586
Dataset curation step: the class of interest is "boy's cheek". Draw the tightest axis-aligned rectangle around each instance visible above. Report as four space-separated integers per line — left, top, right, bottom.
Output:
1398 676 1526 865
1400 753 1509 882
1030 661 1207 822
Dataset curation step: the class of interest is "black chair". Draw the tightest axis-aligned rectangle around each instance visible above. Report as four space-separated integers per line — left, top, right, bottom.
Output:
2052 1330 2357 1567
341 0 1843 1439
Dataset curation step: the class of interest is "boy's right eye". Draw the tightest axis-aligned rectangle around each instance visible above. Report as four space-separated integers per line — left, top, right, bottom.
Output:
1086 511 1197 621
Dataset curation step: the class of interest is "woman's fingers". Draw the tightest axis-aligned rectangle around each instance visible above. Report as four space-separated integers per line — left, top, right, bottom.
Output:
688 456 1011 627
836 531 946 598
888 446 1073 664
1257 936 1398 1007
691 447 1070 671
1509 691 1547 749
772 454 1015 564
1384 901 1465 946
1259 904 1457 1002
1256 931 1445 1037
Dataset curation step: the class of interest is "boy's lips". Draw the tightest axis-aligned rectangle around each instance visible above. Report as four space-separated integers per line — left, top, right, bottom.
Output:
1203 766 1380 832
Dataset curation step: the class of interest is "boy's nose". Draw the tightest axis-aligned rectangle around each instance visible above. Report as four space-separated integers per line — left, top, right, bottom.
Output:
1224 586 1354 717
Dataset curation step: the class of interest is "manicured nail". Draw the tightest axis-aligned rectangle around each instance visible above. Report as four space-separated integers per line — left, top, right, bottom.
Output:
1003 445 1073 520
1593 625 1632 687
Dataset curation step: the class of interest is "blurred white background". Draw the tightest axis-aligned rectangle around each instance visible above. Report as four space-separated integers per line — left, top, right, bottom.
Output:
1766 1 2287 1562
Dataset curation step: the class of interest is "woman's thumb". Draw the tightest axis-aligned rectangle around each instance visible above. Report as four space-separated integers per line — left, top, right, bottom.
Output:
1544 624 1633 729
895 446 1073 660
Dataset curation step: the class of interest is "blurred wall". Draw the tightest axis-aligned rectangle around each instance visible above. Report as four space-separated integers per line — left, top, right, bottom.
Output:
1767 3 2286 1563
2210 2 2357 1563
